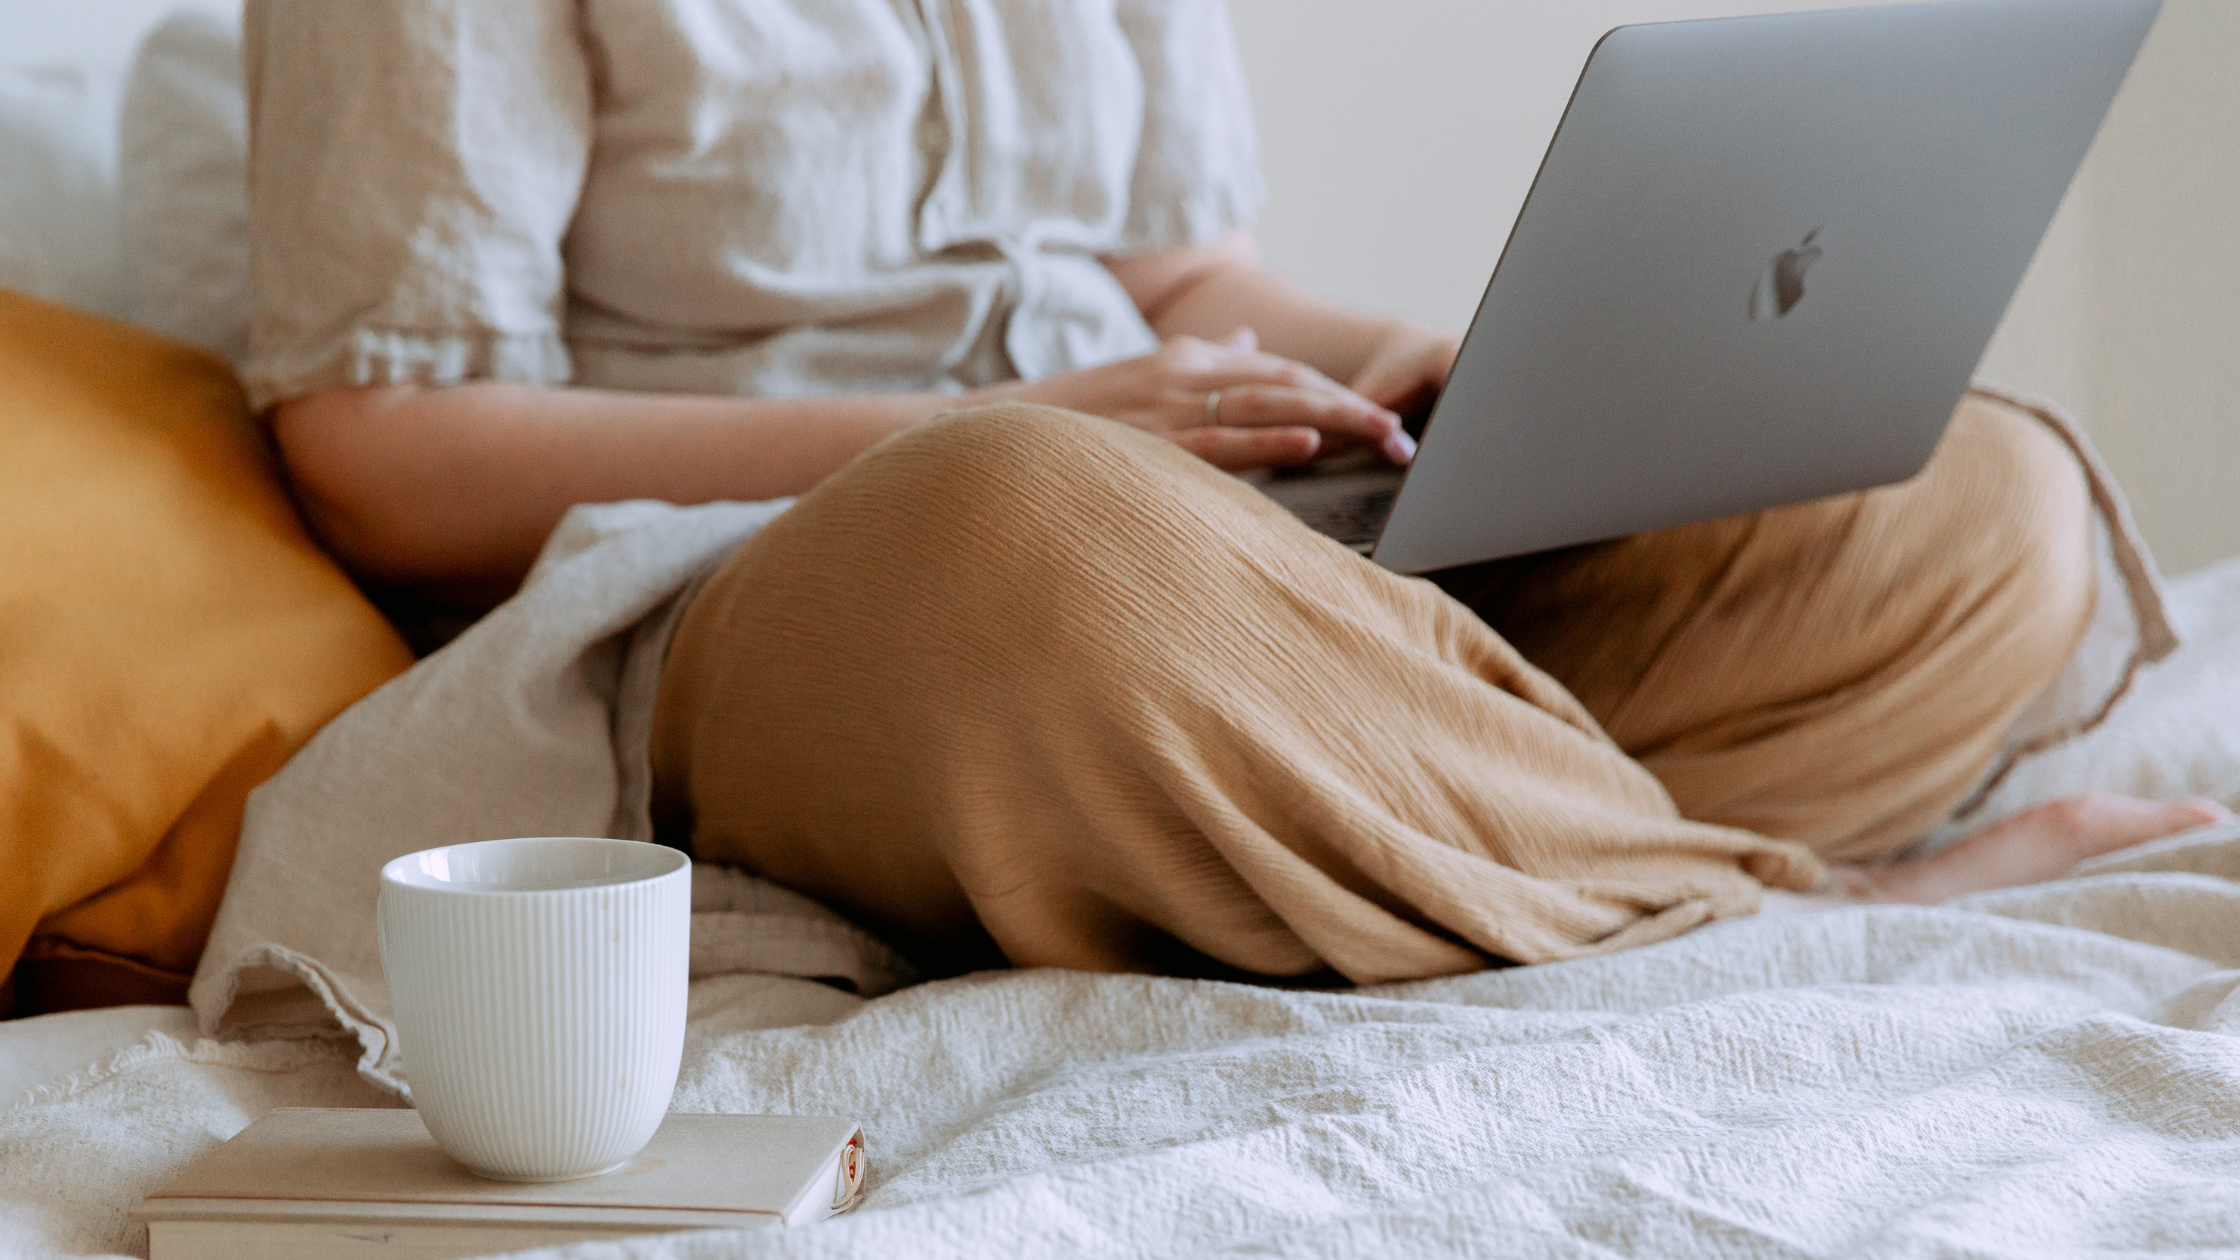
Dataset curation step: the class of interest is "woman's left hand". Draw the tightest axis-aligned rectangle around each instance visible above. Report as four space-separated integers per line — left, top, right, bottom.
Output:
1348 321 1463 434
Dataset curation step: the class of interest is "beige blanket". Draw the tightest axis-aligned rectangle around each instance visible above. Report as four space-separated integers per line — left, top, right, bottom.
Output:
186 498 916 1090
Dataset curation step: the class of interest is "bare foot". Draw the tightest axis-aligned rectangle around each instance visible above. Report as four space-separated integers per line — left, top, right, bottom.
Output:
1833 793 2233 905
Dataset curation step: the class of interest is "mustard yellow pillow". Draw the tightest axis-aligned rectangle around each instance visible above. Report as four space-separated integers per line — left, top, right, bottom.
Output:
0 289 412 1015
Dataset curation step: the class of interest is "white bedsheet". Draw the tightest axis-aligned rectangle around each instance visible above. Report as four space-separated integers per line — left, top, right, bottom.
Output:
0 1008 194 1107
8 828 2240 1259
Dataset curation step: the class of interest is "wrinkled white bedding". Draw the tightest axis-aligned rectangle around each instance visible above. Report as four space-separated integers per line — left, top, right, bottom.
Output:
9 831 2240 1259
0 1009 195 1107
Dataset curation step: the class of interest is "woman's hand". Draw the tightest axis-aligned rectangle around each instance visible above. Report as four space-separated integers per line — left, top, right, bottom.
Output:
1348 320 1464 433
991 331 1413 472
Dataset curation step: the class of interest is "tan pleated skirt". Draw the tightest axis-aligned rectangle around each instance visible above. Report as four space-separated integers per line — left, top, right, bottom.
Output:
650 391 2095 983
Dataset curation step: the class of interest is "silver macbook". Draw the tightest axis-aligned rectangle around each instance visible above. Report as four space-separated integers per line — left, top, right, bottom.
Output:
1264 0 2161 573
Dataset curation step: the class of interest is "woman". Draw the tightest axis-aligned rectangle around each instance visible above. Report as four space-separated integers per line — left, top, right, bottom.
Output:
244 0 2220 981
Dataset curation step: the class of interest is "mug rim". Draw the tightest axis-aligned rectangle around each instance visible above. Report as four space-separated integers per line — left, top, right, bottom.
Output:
380 837 689 897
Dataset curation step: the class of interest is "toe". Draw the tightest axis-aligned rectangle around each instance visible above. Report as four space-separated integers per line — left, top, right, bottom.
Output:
2049 794 2229 865
2177 797 2235 827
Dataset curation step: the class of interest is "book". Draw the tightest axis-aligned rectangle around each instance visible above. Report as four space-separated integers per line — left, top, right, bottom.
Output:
132 1107 865 1260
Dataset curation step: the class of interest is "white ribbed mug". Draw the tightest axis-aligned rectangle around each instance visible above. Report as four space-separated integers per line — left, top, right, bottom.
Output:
377 837 691 1182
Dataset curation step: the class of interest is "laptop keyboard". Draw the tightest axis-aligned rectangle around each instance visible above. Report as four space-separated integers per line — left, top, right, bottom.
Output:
1252 461 1407 554
1294 486 1399 551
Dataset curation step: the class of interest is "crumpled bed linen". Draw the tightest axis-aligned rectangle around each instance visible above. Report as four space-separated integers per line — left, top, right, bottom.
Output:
10 829 2240 1258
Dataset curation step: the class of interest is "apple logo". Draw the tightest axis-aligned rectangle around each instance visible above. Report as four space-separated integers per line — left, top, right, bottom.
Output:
1749 227 1823 321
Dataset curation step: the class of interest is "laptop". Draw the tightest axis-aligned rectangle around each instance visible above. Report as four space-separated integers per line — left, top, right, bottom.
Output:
1262 0 2161 574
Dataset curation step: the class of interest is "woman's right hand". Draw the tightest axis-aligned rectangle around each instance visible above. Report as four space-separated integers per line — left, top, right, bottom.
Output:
988 331 1414 471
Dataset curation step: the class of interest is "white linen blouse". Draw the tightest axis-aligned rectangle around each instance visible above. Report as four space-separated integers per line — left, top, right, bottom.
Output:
238 0 1265 412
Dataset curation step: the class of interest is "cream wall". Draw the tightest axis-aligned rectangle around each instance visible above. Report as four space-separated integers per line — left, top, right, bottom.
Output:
10 0 2235 570
1230 0 2240 574
2079 0 2240 577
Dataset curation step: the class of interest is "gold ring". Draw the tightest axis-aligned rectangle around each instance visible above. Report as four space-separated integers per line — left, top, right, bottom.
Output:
1205 389 1223 426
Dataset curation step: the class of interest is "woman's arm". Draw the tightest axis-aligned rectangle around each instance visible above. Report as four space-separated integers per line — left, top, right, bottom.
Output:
273 326 1407 593
270 383 947 590
1105 231 1463 429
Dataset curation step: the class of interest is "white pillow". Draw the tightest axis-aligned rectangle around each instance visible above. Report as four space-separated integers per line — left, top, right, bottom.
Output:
0 63 126 319
119 9 249 365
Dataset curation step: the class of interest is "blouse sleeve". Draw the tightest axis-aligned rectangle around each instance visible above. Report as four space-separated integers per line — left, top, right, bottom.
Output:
239 0 592 412
1111 0 1268 253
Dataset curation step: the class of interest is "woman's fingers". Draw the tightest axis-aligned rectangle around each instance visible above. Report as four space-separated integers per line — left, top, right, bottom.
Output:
1170 425 1322 471
1167 335 1400 427
1168 336 1352 394
1205 383 1399 444
1350 347 1438 414
1347 324 1462 430
1182 352 1356 396
1136 335 1414 466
